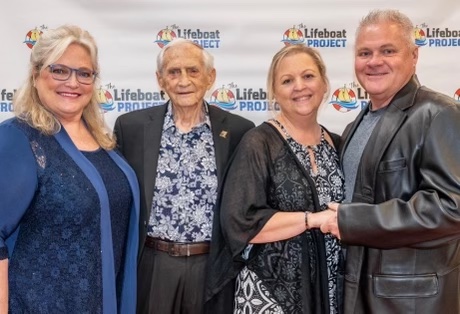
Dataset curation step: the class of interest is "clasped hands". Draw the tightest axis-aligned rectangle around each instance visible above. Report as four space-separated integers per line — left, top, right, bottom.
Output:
316 202 341 239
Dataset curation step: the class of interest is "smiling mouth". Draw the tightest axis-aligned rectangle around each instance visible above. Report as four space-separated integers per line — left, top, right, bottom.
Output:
58 92 80 97
293 95 312 101
367 73 387 77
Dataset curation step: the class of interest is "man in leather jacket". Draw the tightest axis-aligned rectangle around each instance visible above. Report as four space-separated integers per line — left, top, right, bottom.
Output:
322 9 460 313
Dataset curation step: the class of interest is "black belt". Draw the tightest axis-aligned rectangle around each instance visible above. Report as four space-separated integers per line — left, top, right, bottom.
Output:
145 237 210 257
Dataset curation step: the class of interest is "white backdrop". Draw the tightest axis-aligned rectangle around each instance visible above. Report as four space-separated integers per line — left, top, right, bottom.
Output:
1 0 459 134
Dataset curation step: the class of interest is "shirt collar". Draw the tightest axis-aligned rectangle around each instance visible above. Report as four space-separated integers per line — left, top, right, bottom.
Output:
164 101 211 132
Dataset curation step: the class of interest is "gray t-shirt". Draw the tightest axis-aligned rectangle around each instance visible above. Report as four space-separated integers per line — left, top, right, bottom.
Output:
343 106 387 202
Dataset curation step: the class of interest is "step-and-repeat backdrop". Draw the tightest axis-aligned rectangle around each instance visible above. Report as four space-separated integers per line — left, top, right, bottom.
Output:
1 0 459 134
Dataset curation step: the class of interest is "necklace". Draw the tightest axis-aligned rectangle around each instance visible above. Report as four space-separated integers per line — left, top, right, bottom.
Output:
270 118 323 149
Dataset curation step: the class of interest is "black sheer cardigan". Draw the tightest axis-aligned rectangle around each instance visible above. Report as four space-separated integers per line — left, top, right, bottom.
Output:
204 122 343 314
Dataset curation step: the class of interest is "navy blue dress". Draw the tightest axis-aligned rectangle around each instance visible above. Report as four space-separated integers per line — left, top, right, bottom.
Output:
0 118 140 314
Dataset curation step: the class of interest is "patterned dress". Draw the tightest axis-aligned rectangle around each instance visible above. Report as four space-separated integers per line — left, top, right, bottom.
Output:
0 118 139 314
233 120 344 314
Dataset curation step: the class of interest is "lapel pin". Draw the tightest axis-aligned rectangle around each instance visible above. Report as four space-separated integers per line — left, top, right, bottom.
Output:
219 130 228 138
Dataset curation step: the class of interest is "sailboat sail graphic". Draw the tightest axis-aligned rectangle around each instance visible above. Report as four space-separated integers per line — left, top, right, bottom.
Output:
330 85 358 112
24 28 43 48
338 87 352 103
217 87 230 103
30 29 41 41
161 28 173 41
210 86 237 110
413 28 427 46
288 27 299 41
96 89 108 104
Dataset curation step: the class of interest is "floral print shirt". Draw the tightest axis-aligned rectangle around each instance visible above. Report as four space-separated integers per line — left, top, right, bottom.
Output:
147 104 218 242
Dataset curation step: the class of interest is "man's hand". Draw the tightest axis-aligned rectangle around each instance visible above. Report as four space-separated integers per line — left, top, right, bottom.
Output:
320 202 341 239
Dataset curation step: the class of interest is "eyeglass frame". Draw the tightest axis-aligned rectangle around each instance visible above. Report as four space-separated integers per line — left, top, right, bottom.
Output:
46 64 97 85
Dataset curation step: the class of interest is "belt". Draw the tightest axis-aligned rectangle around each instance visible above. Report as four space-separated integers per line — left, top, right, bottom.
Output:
145 237 210 257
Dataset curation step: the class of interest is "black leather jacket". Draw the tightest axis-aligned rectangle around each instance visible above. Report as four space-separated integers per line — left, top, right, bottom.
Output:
339 76 460 313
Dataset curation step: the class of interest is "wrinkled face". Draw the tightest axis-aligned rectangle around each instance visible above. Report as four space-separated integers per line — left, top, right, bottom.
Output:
35 43 94 123
157 43 215 109
354 22 418 109
274 53 327 119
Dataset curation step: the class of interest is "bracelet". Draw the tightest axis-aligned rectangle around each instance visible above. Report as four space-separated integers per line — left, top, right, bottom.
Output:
304 211 312 229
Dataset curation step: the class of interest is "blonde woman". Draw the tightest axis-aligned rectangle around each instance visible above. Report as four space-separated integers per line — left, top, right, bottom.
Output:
205 45 344 314
0 25 139 314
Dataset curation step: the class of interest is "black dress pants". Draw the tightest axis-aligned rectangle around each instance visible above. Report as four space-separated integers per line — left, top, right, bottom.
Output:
137 245 208 314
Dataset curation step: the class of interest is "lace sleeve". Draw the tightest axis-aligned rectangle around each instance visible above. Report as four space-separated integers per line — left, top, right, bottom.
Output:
0 121 38 258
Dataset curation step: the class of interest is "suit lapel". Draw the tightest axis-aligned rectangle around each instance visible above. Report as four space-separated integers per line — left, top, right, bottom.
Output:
142 105 167 216
359 106 406 193
209 105 230 183
357 77 420 201
341 77 420 201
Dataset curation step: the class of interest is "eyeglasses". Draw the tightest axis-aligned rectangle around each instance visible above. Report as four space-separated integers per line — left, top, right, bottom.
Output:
47 64 97 85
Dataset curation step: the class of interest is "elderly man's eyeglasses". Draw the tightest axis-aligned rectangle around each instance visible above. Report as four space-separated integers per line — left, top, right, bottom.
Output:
47 64 97 85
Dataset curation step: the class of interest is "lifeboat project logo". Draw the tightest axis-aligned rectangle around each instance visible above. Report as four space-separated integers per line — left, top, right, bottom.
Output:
282 26 305 45
330 82 371 112
209 85 237 110
155 27 178 48
106 85 166 113
96 83 166 113
329 85 358 113
97 84 115 112
23 25 47 49
414 22 460 47
281 23 347 48
209 82 276 112
414 26 427 46
155 24 221 49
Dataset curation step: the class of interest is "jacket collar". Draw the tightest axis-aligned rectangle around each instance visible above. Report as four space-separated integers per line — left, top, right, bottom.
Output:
340 75 422 204
385 75 421 112
208 104 230 183
341 75 421 161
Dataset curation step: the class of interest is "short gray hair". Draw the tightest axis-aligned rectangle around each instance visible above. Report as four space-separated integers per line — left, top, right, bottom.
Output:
356 9 416 48
156 38 214 73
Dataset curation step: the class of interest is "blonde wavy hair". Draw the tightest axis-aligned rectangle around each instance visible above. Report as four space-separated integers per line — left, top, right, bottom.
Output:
13 24 115 150
266 44 330 111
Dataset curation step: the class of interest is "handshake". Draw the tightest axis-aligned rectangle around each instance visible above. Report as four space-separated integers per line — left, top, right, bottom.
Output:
309 202 341 239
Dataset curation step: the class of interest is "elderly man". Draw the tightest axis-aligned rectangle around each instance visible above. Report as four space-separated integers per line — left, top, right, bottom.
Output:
322 9 460 313
114 38 254 314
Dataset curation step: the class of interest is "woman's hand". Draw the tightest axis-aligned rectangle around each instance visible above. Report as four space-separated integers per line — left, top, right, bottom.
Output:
319 203 341 239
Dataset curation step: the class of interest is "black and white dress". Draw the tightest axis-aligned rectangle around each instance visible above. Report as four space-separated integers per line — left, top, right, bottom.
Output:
232 120 344 314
